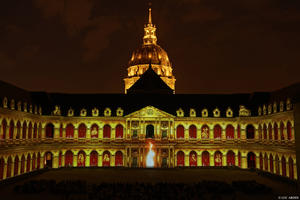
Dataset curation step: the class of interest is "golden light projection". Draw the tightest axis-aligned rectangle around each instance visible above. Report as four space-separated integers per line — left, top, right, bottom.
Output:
146 142 155 168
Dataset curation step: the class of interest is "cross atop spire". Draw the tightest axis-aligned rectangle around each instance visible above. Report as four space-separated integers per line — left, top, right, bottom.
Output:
143 7 157 45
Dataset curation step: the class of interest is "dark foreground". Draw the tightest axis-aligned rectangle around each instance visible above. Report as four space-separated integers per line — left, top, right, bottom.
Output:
0 167 298 200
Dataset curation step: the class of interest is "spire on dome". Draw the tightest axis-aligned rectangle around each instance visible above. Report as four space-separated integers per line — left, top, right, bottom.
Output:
143 6 157 45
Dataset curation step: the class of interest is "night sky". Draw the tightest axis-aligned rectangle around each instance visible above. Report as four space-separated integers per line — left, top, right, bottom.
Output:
0 0 299 94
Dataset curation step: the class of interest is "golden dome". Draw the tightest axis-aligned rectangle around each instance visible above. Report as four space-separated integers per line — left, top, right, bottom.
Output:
128 44 171 67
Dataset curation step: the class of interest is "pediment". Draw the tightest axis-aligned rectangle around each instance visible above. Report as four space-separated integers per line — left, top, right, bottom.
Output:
125 106 174 118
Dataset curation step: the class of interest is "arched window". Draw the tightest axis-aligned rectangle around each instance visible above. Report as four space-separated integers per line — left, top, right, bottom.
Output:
77 151 86 167
90 151 98 166
213 125 222 139
246 124 255 139
274 123 278 141
45 123 54 138
247 152 256 169
214 151 222 166
103 151 110 167
103 125 111 138
269 154 273 173
227 151 235 166
202 151 210 166
65 151 73 167
280 122 285 140
263 124 267 140
38 123 42 139
32 153 36 170
78 123 86 138
177 151 184 167
14 156 19 176
268 123 272 140
146 124 154 138
0 158 4 180
16 121 21 139
26 154 31 172
116 124 123 138
189 151 197 167
259 153 263 170
6 157 12 178
1 119 7 139
201 125 209 139
189 125 197 139
225 125 234 139
22 122 27 139
21 155 25 173
176 125 184 139
90 124 99 138
264 153 268 171
282 156 286 176
275 155 280 175
287 121 292 140
237 125 241 139
289 157 294 179
115 151 123 166
66 124 74 138
45 152 53 168
9 120 14 139
28 122 32 139
33 123 37 139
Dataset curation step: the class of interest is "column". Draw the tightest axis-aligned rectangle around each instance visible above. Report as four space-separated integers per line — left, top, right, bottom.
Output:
138 148 141 167
241 153 247 169
111 153 115 167
241 125 246 140
210 154 214 166
279 160 282 175
256 154 260 169
168 147 171 168
86 154 90 167
197 151 201 167
222 153 226 166
221 128 226 140
54 126 60 140
0 124 3 139
98 152 102 167
40 154 44 169
18 159 21 175
62 125 66 139
52 151 59 168
209 126 214 141
61 151 65 167
3 162 7 179
112 128 116 140
74 128 78 140
41 125 46 139
235 154 239 166
184 127 188 141
73 151 78 167
294 163 297 180
11 161 15 176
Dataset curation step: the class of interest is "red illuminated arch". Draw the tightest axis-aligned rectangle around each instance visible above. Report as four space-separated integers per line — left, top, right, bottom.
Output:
202 151 210 166
263 124 267 140
90 124 99 138
32 153 36 170
287 121 292 140
226 125 234 139
65 150 73 167
45 123 54 138
6 156 12 178
16 121 21 139
275 155 280 175
66 124 74 138
289 157 294 179
227 151 235 166
213 125 222 139
264 153 268 171
274 123 278 141
246 124 255 139
258 125 262 140
103 125 111 138
282 156 286 176
33 123 37 139
1 119 7 139
189 151 197 167
189 125 196 139
247 152 256 169
259 153 263 170
14 156 19 176
22 122 27 139
269 154 274 173
103 151 110 167
214 151 222 166
0 158 4 179
90 151 98 166
177 151 184 167
77 151 86 167
26 154 31 172
116 124 123 138
9 120 14 139
28 122 32 139
280 122 285 140
115 151 123 166
268 123 272 140
21 155 25 173
176 125 184 139
78 123 86 138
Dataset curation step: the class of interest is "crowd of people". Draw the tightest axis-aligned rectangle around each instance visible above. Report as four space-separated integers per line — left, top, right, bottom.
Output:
13 179 272 200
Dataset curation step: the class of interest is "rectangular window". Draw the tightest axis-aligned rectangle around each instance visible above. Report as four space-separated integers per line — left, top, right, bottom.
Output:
162 130 167 138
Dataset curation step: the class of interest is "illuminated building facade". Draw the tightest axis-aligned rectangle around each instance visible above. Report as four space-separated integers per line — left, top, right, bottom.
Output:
0 8 299 182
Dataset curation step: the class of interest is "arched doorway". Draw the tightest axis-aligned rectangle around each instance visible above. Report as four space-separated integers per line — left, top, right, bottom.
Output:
202 151 210 166
226 125 234 139
247 152 256 169
176 125 184 139
177 151 184 167
146 124 154 138
189 151 197 167
227 151 235 166
214 151 222 166
78 124 86 138
246 125 255 139
66 124 74 138
103 125 111 138
45 152 53 168
213 125 222 139
65 151 73 167
77 151 86 167
115 151 123 166
90 151 98 166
